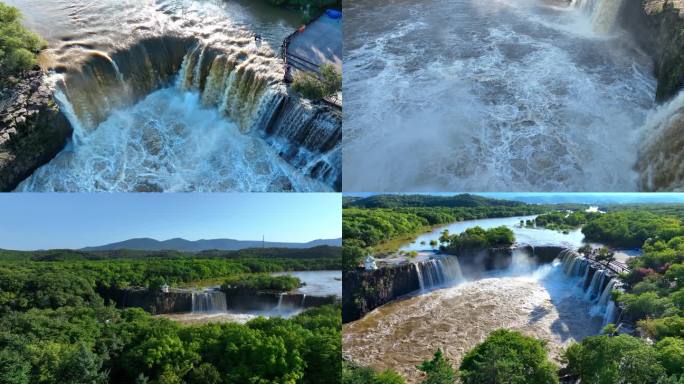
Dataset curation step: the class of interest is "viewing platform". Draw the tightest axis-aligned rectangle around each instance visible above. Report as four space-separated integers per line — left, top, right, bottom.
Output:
282 10 342 107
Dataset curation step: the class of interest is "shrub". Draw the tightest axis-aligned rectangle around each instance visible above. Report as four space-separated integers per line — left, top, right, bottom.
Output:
418 349 457 384
0 3 46 78
342 361 405 384
619 292 669 319
291 63 341 100
639 316 684 340
656 337 684 376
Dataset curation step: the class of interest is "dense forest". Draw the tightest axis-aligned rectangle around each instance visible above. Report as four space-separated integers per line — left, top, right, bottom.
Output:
533 210 600 232
342 195 545 270
346 207 684 383
0 248 341 383
582 211 684 248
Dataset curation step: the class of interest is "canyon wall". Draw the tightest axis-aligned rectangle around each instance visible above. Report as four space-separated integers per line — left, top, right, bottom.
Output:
0 71 72 191
343 245 565 323
620 1 684 191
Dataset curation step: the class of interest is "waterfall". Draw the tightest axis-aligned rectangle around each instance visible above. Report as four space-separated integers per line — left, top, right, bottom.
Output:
597 279 616 306
560 250 622 325
573 0 625 34
34 36 341 191
603 301 617 326
414 256 464 291
276 293 284 310
192 290 228 313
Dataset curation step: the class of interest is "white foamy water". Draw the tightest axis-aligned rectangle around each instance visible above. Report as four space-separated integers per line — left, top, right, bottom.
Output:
343 260 605 383
17 88 327 191
343 0 656 191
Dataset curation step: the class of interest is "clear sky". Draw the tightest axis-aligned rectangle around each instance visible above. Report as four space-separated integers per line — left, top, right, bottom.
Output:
0 193 341 250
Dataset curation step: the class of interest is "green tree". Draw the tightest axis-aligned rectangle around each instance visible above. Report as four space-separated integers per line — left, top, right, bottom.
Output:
459 329 558 384
417 349 456 384
596 247 615 265
656 337 684 376
342 362 405 384
0 3 47 77
186 363 221 384
564 334 666 384
0 349 30 384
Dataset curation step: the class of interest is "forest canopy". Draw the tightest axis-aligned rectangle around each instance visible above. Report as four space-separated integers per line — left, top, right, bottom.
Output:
0 249 341 383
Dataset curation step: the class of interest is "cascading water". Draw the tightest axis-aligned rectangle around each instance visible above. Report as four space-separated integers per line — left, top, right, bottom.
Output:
560 251 622 326
192 290 228 313
345 247 613 383
6 0 341 192
15 39 341 192
573 0 626 34
414 256 464 291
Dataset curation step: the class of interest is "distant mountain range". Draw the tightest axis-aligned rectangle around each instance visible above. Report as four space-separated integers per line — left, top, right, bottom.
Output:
82 237 342 252
344 193 684 207
343 193 525 208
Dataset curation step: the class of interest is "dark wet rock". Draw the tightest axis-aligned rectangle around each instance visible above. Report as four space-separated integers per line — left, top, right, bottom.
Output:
97 285 192 314
622 0 684 101
0 70 72 191
343 245 568 323
343 263 420 323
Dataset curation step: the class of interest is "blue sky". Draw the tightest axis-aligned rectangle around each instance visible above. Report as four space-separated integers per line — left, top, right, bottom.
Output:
0 193 341 250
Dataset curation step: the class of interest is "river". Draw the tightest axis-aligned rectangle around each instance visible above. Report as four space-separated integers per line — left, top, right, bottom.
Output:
272 270 343 297
164 270 341 324
343 262 605 383
342 0 657 191
346 215 628 382
401 215 586 252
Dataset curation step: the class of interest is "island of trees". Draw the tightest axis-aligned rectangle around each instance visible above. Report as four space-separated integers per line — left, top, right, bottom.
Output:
344 203 684 383
343 194 546 269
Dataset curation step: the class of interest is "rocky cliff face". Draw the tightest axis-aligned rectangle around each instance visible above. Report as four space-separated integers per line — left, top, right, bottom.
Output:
620 1 684 190
98 286 193 314
343 245 567 323
0 71 72 191
644 0 684 102
621 0 684 101
342 263 420 323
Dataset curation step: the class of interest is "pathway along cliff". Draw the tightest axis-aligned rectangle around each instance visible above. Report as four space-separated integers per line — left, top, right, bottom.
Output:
343 0 684 191
3 0 341 191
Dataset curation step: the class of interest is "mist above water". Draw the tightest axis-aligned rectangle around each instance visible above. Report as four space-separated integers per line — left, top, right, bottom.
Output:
343 0 656 191
18 87 327 191
343 250 612 383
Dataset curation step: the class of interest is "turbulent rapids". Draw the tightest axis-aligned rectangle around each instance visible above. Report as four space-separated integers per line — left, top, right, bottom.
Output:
7 0 341 191
343 247 622 383
343 0 657 191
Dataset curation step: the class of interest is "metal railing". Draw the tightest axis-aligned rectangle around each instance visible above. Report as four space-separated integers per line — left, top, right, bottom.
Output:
585 253 630 275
